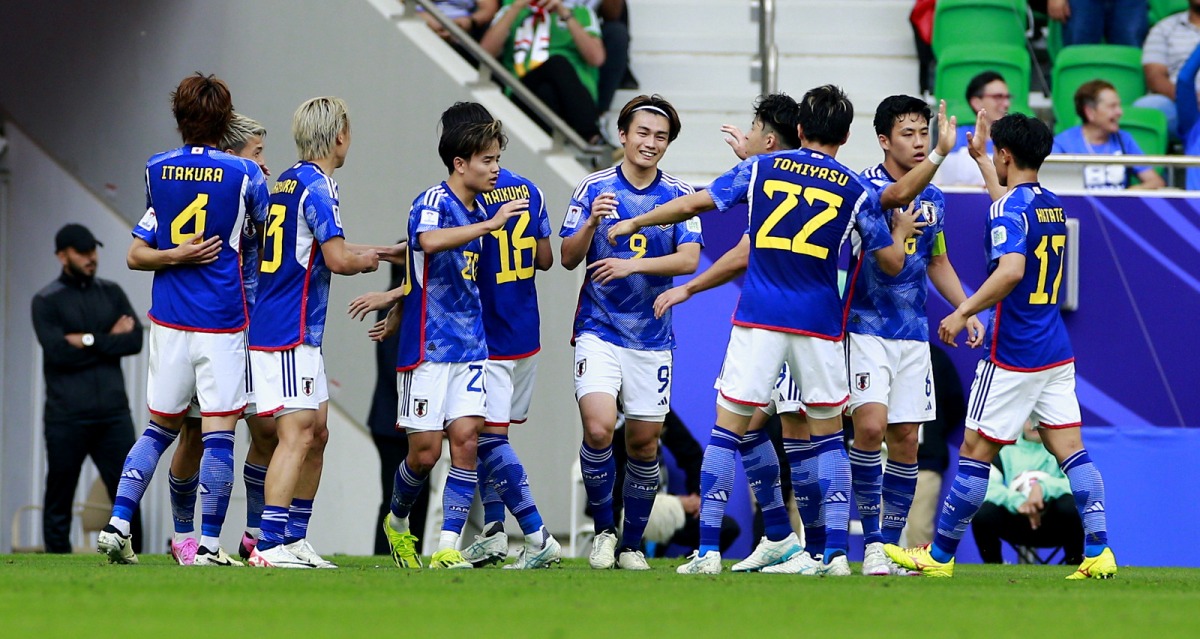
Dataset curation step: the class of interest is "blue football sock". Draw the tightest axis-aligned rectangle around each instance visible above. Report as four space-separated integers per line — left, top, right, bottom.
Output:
479 433 542 535
849 447 883 545
880 460 919 545
1060 449 1109 556
389 459 428 520
480 477 506 526
621 457 660 550
243 462 267 531
579 443 616 533
112 421 178 524
257 505 289 551
284 498 314 544
199 430 236 541
814 433 851 559
698 426 741 555
784 437 825 555
168 472 198 535
740 429 791 542
441 466 477 535
931 457 991 563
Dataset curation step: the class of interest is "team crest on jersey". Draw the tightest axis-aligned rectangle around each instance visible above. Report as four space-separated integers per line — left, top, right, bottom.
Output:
575 359 587 377
413 398 429 418
919 200 938 226
855 373 871 391
302 377 315 396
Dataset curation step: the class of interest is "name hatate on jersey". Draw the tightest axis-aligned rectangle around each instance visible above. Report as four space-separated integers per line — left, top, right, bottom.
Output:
477 168 552 359
133 145 270 332
845 163 947 342
397 183 489 371
984 183 1074 371
248 162 346 350
560 166 702 351
707 149 892 339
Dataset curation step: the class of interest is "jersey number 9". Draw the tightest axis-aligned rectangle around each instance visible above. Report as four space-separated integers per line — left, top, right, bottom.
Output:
755 180 842 259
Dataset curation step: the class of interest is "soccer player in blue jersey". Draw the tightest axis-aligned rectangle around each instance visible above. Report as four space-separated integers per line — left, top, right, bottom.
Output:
610 85 917 575
845 96 985 576
98 74 271 565
383 116 527 570
886 113 1116 580
245 97 380 569
561 94 702 571
166 114 281 566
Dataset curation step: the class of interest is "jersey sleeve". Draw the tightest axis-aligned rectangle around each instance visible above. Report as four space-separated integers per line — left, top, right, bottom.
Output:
706 158 754 212
854 188 894 253
533 186 552 239
989 206 1027 260
133 167 158 246
245 163 271 226
304 179 346 244
559 180 594 238
674 215 704 246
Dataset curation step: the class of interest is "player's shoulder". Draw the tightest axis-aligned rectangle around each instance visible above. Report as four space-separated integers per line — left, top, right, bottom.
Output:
206 148 259 176
145 146 189 170
497 167 536 191
658 170 695 195
990 184 1036 221
859 163 893 190
572 166 618 198
413 181 453 210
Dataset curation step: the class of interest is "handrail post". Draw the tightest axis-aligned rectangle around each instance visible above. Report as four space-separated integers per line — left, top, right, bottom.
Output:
754 0 777 96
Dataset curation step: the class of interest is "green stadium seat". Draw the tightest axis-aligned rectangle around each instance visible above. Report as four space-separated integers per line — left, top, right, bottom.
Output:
1149 0 1188 25
932 0 1029 57
936 44 1032 124
1052 45 1145 132
1121 106 1169 155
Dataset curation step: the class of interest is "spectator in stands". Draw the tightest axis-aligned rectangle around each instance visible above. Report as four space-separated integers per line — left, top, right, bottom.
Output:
970 421 1084 565
1136 0 1200 137
934 71 1011 187
420 1 499 64
482 0 606 144
1053 80 1166 190
1175 40 1200 189
567 0 635 113
1047 0 1148 47
905 344 964 547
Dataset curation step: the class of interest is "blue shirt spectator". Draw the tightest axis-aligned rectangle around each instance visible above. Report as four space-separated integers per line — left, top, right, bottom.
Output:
1054 80 1164 190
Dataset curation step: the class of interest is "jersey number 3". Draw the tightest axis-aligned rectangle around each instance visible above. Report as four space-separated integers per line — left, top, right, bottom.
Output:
755 180 842 258
260 204 287 274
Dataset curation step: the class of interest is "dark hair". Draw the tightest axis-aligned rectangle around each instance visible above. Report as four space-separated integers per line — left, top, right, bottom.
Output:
990 113 1054 170
438 120 507 172
797 84 854 145
617 94 681 142
439 101 493 134
873 95 933 137
966 71 1006 102
171 72 233 146
753 93 802 149
1074 79 1117 122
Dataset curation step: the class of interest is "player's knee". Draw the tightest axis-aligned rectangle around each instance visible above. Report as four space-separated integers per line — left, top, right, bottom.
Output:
581 421 614 448
625 436 659 462
408 447 441 474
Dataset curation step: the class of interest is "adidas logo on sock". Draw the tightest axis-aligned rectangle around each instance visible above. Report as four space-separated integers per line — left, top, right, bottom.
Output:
1084 501 1105 514
824 491 849 504
120 469 144 481
706 490 729 503
198 484 210 494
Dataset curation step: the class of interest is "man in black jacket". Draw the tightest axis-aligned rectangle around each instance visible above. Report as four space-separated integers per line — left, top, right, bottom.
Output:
31 224 144 553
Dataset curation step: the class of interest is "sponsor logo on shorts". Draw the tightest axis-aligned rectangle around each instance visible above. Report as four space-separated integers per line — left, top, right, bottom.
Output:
855 372 870 391
575 359 587 377
302 377 315 396
413 398 429 418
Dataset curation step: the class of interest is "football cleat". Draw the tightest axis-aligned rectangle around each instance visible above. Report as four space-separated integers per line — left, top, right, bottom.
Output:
461 529 509 568
676 550 722 575
818 554 852 576
169 537 198 566
1066 547 1117 580
504 532 562 570
194 546 244 567
863 541 916 576
286 539 338 569
238 532 257 561
97 526 138 565
884 543 954 578
588 530 618 570
732 533 801 572
616 549 651 570
248 544 311 569
383 515 422 569
761 550 822 575
429 548 473 569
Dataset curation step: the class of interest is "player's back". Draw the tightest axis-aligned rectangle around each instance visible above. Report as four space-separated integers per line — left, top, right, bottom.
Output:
985 183 1073 370
139 145 268 332
249 161 344 350
477 168 551 359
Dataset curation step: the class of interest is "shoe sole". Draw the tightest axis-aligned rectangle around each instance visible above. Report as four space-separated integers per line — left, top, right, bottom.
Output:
466 552 507 568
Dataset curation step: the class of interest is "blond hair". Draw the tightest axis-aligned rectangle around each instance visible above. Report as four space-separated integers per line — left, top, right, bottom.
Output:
220 113 266 154
292 96 350 161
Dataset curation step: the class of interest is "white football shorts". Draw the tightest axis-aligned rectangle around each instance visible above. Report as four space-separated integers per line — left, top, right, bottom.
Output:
573 333 671 422
758 362 806 417
147 323 247 418
251 344 329 417
846 333 936 424
715 326 847 419
397 360 487 432
485 355 538 427
965 359 1082 444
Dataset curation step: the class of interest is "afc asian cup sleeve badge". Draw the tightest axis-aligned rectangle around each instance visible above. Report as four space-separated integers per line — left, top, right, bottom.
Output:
855 372 870 391
302 377 315 397
413 398 429 418
575 359 587 378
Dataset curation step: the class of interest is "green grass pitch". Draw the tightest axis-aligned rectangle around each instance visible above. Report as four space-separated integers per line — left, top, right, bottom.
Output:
4 554 1198 638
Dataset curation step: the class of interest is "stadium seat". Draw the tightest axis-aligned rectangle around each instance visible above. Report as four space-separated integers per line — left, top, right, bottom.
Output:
1121 106 1170 155
1052 45 1145 132
936 44 1032 124
1149 0 1187 25
932 0 1029 57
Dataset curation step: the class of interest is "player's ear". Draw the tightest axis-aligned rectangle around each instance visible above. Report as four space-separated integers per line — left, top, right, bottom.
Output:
452 156 467 174
878 133 890 151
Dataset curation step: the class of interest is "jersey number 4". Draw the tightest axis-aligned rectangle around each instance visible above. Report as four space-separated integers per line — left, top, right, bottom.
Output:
491 212 537 283
755 180 842 258
1029 234 1066 305
170 194 208 245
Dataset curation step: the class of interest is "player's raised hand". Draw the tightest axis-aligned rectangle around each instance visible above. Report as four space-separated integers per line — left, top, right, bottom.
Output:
653 286 691 319
964 314 985 348
721 124 749 160
938 309 968 347
369 305 401 342
348 291 395 321
606 218 640 245
892 202 928 238
171 234 222 265
934 100 957 156
967 109 991 161
587 257 638 285
490 198 529 231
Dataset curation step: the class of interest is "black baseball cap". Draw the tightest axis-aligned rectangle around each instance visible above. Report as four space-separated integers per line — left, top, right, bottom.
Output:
55 223 103 252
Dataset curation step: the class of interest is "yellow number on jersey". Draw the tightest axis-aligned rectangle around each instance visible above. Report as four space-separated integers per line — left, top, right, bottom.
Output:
629 233 648 259
260 204 287 274
755 181 842 259
462 251 480 281
170 194 208 245
492 213 538 283
1029 234 1067 305
904 237 918 255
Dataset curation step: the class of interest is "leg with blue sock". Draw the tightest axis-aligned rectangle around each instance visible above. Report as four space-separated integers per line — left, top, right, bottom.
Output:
198 429 236 555
697 426 742 556
1058 449 1109 556
478 432 544 545
284 498 313 545
109 420 180 536
479 477 506 530
619 419 664 562
784 436 826 555
812 430 852 561
929 456 993 562
243 462 267 537
880 459 919 545
169 471 199 536
579 442 617 534
740 428 792 542
849 447 884 545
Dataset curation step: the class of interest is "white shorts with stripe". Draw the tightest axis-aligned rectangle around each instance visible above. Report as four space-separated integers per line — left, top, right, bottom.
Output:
147 323 247 418
716 326 847 418
846 333 936 423
250 345 328 417
573 333 672 422
966 359 1081 444
188 338 257 419
485 355 538 427
397 360 487 432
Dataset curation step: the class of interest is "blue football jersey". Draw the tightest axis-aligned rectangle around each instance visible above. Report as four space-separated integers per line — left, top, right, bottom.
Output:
983 183 1074 370
133 145 270 332
248 162 346 350
242 220 261 311
845 164 948 342
708 149 893 339
560 166 703 351
396 183 490 371
477 169 552 359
